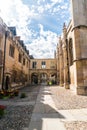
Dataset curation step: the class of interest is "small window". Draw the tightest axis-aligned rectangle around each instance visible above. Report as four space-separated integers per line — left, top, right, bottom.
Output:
26 60 28 67
9 44 15 58
32 61 37 69
18 53 22 63
23 58 25 65
41 61 46 68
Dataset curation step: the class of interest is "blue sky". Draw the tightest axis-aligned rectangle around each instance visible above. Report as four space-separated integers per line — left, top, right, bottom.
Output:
0 0 71 58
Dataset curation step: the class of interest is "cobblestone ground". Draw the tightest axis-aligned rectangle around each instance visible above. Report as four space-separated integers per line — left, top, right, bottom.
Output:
49 86 87 130
1 85 87 130
64 121 87 130
0 85 40 130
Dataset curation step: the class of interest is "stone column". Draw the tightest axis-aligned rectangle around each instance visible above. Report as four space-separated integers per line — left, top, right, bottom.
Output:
62 23 70 89
38 71 41 85
56 44 60 85
59 37 64 87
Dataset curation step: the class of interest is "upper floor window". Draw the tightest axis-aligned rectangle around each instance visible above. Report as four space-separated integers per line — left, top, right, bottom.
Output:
32 61 37 69
23 58 25 66
18 53 22 63
27 61 29 67
41 61 46 68
9 44 15 58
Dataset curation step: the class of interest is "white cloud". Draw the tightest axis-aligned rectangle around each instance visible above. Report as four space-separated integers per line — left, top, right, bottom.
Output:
0 0 37 42
50 0 62 3
26 24 57 58
37 6 45 13
0 0 70 58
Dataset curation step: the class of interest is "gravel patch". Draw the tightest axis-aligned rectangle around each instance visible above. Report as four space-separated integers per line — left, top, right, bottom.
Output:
0 105 34 130
0 85 40 130
63 121 87 130
50 86 87 110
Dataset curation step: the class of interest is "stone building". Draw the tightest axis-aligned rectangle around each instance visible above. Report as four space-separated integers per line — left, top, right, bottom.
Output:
30 59 57 85
0 17 30 90
56 0 87 95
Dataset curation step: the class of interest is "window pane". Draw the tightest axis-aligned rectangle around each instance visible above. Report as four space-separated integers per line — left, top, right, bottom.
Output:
9 44 15 58
18 53 22 63
32 61 37 68
41 61 46 68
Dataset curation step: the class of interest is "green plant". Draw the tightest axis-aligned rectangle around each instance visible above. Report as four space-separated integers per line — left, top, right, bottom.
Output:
0 105 6 118
20 93 26 98
0 109 4 116
0 93 3 99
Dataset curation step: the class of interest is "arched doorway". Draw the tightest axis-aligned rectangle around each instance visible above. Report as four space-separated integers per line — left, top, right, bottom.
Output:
49 73 57 85
40 73 48 85
5 75 10 90
31 73 38 85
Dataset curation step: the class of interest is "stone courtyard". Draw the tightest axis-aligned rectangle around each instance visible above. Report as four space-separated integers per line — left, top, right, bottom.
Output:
0 85 40 130
0 85 87 130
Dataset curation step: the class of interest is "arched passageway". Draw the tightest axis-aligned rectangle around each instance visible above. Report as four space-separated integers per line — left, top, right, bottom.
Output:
31 73 38 85
40 73 48 85
49 73 57 85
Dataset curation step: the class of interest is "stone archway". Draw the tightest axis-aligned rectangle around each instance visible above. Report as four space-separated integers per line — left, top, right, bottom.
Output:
49 73 57 85
4 73 11 90
40 73 48 85
31 73 38 85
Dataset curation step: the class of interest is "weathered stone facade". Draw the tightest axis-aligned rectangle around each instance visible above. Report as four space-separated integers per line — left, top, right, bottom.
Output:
30 59 57 85
56 0 87 95
0 17 30 90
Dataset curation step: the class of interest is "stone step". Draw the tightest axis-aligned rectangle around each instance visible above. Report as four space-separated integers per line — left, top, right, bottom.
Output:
22 127 29 130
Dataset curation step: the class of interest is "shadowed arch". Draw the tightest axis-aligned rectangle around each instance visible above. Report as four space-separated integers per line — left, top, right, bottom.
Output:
31 73 38 85
40 72 48 85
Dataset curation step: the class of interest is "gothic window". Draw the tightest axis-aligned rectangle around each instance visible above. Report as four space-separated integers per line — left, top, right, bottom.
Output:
26 61 28 67
32 61 37 69
41 61 46 68
9 44 15 58
69 38 73 66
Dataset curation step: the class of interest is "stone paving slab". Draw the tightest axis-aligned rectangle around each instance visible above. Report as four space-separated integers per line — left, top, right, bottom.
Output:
68 109 87 121
60 108 87 121
58 110 75 121
28 119 66 130
28 86 87 130
28 121 47 130
29 87 66 130
33 103 45 113
31 113 64 122
43 119 66 130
